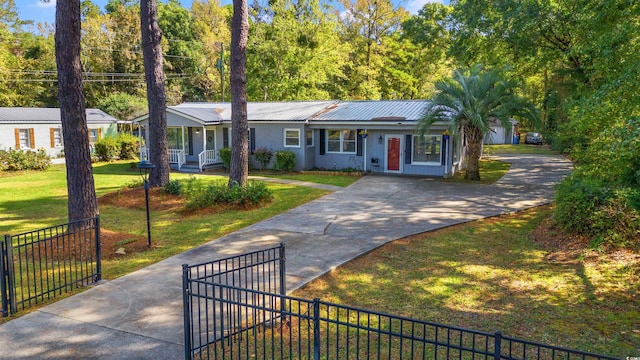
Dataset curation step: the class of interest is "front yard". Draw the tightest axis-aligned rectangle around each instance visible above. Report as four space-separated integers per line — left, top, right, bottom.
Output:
293 205 639 357
0 162 330 281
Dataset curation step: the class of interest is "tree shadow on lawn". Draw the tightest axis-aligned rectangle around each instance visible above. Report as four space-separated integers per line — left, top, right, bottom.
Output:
293 207 639 357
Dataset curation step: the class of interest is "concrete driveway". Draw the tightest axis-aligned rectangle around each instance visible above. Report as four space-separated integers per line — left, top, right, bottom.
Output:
0 154 572 359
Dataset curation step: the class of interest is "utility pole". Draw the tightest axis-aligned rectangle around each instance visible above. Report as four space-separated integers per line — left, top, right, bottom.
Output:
216 43 225 102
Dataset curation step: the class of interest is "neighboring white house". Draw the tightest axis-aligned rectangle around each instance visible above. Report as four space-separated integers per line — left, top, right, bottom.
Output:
0 108 119 158
484 118 519 145
133 100 468 178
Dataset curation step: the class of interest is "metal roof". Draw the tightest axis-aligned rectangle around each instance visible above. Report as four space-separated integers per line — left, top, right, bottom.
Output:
170 101 339 123
311 100 429 122
0 107 119 124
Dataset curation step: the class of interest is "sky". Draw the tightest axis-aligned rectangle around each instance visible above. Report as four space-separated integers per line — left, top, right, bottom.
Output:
14 0 446 28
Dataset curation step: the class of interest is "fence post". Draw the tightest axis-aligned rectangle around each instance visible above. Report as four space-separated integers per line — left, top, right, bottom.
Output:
4 234 16 315
94 216 102 282
279 242 286 319
0 236 7 317
182 264 192 360
494 331 502 360
313 298 320 360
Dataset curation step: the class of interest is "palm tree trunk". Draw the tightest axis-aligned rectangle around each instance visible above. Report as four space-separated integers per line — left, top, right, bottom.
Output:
56 0 98 222
464 125 484 181
141 0 169 187
229 0 249 188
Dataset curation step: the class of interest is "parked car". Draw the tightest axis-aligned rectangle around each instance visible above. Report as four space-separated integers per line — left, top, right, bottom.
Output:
524 132 544 145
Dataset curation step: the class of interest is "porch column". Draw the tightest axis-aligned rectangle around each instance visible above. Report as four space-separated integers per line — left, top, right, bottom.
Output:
181 126 185 153
138 124 144 160
202 127 206 153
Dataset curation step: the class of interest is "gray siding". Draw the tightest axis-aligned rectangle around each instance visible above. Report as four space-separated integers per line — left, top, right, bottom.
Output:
218 123 308 171
313 129 447 177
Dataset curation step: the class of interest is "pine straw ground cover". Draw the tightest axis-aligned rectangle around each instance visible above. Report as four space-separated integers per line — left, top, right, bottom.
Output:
0 164 329 323
292 205 639 358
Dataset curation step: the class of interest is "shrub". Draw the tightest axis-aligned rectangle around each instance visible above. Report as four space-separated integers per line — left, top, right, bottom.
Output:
219 147 232 169
93 137 119 161
165 179 182 195
0 148 51 171
554 118 640 249
554 174 607 235
253 147 273 170
274 150 296 172
118 133 139 160
184 178 273 210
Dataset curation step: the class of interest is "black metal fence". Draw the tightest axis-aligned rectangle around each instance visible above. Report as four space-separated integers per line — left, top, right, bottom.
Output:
1 216 101 317
182 244 620 360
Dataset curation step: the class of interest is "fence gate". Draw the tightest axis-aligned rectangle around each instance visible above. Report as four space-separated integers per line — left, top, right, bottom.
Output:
1 216 101 317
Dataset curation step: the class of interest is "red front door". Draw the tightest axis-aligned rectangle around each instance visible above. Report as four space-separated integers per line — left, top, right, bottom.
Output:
386 136 401 172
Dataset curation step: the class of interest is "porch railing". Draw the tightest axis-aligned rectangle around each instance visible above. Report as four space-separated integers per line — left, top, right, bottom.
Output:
140 147 149 161
198 149 221 171
169 149 186 170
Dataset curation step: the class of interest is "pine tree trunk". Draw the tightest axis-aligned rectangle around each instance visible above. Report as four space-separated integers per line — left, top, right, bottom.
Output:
141 0 169 187
55 0 98 222
229 0 249 188
464 125 483 181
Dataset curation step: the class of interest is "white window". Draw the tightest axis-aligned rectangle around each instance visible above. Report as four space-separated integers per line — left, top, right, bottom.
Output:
167 128 187 149
19 129 31 149
306 129 313 147
327 129 356 154
284 128 300 147
89 129 99 143
205 129 216 150
53 128 63 147
413 135 441 164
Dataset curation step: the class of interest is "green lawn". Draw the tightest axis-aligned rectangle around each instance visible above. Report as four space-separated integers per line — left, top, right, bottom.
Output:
0 162 330 280
445 159 511 184
484 144 561 155
255 172 361 187
293 206 638 357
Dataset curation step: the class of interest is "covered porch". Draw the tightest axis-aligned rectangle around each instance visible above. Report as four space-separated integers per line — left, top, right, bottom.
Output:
139 125 222 172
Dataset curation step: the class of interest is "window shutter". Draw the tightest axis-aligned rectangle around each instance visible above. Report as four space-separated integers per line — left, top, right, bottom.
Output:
356 129 363 156
441 136 447 165
249 128 256 154
98 128 102 140
14 128 20 149
319 129 326 155
405 134 412 164
223 128 229 147
29 128 35 148
50 128 55 148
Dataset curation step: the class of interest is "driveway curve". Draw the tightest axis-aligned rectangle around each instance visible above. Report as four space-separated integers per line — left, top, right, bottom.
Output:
0 154 573 360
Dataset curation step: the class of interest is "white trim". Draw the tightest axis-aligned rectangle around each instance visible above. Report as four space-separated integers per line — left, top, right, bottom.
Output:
384 134 403 173
205 128 216 150
284 128 301 148
88 129 99 143
18 128 32 149
52 128 63 148
326 129 357 154
411 134 442 166
305 129 314 147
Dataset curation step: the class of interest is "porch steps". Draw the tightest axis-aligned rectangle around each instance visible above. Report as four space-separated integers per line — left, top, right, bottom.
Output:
174 162 201 173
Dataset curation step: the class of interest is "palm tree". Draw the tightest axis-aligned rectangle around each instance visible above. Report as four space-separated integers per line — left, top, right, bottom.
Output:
418 64 539 181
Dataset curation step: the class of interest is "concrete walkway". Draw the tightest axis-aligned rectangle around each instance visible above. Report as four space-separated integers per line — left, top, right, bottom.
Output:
0 154 572 360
